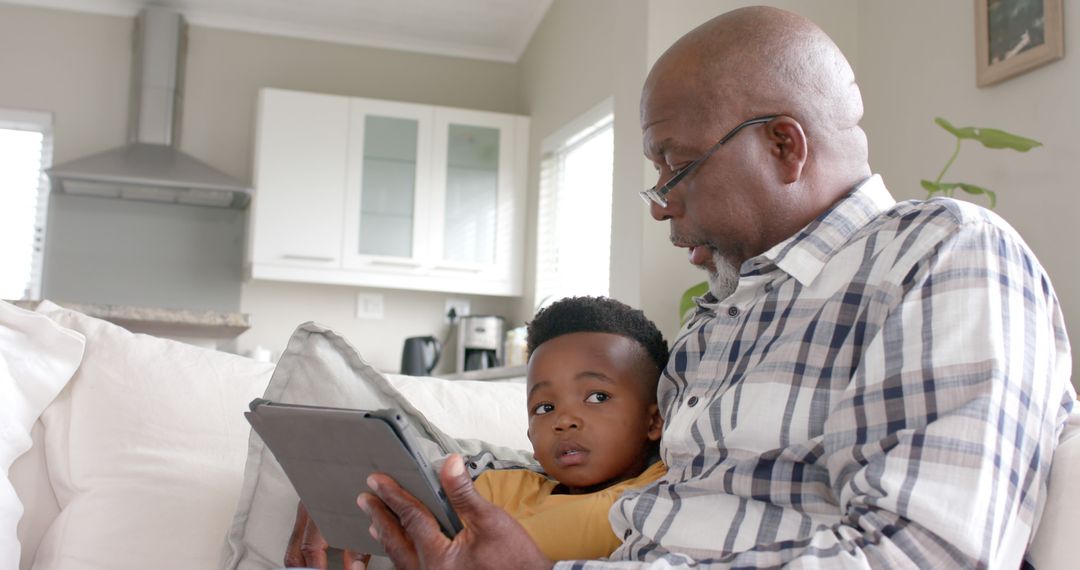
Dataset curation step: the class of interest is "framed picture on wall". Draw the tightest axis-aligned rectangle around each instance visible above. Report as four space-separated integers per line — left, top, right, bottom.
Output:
976 0 1064 87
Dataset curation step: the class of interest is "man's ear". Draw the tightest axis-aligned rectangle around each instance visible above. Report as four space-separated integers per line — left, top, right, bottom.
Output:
646 403 663 441
765 116 808 184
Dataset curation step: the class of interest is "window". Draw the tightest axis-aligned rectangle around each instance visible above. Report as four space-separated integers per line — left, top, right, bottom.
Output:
535 100 614 309
0 108 53 300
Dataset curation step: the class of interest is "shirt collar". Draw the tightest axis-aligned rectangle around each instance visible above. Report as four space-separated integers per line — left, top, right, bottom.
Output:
754 174 895 287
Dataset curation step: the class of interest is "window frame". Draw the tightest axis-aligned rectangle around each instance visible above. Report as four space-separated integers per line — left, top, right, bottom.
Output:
0 107 54 300
534 98 615 310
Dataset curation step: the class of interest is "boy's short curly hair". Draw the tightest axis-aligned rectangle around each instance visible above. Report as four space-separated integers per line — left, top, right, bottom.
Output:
526 296 669 372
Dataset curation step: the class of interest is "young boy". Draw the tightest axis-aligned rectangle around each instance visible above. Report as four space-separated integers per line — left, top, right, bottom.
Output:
294 296 669 567
471 295 669 561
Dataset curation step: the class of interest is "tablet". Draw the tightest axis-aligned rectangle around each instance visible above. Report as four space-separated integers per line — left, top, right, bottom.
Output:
244 399 462 554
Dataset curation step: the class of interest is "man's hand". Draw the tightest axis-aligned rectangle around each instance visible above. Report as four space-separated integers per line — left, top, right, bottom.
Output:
284 501 371 569
359 454 553 570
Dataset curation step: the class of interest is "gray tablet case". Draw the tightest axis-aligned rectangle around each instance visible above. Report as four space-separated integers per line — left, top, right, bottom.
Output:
245 399 462 554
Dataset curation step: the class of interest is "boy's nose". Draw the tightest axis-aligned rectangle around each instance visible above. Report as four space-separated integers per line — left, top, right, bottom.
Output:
554 411 581 431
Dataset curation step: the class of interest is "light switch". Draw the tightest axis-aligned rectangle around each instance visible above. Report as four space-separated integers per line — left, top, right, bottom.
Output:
356 292 384 320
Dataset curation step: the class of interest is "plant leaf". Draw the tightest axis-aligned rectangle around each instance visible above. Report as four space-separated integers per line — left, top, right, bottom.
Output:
956 183 986 196
936 117 1042 151
935 117 977 139
921 179 943 192
970 127 1042 151
957 183 996 208
679 281 710 324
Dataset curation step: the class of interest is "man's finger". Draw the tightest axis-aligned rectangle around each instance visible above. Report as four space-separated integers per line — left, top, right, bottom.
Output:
285 502 315 568
344 550 371 570
359 491 421 569
366 472 450 548
438 454 492 523
300 511 330 569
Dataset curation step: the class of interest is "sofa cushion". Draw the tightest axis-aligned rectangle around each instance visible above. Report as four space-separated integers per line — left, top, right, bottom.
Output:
30 301 274 570
1026 402 1080 569
0 301 84 570
222 321 531 570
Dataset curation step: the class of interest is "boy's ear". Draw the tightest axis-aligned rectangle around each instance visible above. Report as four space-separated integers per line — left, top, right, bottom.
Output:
646 403 663 441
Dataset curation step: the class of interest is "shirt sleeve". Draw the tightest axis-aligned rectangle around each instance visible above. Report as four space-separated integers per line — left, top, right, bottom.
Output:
557 220 1074 569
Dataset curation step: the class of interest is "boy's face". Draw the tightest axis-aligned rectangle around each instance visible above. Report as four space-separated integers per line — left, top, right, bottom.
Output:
526 332 662 494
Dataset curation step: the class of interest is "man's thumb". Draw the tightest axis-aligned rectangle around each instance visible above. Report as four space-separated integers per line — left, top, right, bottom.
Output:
439 454 490 521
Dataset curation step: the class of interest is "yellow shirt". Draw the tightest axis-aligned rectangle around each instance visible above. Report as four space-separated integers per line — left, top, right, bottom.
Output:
473 461 667 561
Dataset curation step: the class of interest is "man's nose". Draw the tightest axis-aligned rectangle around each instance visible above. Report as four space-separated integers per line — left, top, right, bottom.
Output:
650 198 673 221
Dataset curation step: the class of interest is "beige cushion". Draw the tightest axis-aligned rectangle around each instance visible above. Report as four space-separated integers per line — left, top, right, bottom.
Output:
28 301 274 570
1027 402 1080 569
222 321 531 570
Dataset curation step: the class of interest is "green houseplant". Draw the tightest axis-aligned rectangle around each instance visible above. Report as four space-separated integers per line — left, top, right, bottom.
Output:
920 117 1042 208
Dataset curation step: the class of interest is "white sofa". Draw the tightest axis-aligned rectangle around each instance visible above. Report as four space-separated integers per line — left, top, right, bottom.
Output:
2 300 1078 569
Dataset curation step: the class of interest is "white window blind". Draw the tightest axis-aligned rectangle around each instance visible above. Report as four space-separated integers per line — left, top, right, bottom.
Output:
0 109 53 300
535 104 614 309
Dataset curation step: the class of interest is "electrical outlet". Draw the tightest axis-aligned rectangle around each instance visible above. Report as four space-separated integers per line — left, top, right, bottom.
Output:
355 292 384 320
445 297 470 323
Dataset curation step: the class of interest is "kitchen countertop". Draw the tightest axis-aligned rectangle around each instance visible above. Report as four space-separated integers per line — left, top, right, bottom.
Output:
440 364 527 382
11 299 251 339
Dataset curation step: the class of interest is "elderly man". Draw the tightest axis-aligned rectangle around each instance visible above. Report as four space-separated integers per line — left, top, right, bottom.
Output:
300 6 1074 569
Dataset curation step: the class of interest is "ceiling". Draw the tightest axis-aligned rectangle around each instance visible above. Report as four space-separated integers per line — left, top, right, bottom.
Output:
2 0 553 62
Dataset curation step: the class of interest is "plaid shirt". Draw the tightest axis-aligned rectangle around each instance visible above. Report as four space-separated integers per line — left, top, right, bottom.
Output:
560 176 1075 569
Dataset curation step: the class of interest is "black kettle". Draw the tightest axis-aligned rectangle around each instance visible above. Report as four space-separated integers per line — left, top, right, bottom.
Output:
400 336 441 376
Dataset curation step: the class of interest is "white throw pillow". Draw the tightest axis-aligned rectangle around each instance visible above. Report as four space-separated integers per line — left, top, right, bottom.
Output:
30 301 274 570
222 321 531 570
0 301 84 570
1027 403 1080 570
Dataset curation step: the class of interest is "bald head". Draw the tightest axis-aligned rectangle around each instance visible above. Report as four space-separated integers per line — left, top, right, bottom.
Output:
644 6 869 181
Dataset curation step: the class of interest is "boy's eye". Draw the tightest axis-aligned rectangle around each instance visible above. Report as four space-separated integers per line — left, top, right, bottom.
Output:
532 403 554 415
585 392 610 404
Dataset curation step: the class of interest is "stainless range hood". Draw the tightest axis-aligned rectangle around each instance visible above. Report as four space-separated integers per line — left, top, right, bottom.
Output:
48 6 251 208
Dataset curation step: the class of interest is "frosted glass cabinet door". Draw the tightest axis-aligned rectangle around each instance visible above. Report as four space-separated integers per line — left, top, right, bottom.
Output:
442 124 499 264
344 100 433 269
359 115 418 257
430 108 519 277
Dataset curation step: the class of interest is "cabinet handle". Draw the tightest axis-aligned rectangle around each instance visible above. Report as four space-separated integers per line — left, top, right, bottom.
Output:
368 259 422 268
433 265 483 273
282 254 336 262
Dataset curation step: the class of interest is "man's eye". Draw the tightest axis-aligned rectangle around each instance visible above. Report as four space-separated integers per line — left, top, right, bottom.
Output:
532 403 554 415
585 392 610 404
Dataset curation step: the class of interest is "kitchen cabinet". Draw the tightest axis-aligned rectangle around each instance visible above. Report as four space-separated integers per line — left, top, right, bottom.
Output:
248 90 349 270
247 89 528 296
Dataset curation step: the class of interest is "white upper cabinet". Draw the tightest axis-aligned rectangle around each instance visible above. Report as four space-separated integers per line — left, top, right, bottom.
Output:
247 88 528 296
248 90 349 269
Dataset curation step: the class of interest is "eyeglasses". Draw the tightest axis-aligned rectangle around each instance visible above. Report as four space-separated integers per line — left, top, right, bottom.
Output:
640 115 779 208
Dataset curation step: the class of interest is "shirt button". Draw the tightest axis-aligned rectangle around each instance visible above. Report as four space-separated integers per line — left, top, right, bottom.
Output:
687 396 699 407
727 306 739 317
623 529 632 539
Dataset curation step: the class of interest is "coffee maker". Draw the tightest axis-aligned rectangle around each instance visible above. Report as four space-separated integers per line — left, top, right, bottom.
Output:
455 315 504 373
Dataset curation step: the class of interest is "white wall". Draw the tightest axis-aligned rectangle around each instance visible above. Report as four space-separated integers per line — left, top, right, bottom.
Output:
514 0 650 325
857 1 1080 386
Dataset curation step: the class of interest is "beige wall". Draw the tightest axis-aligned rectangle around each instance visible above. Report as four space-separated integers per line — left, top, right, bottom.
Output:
857 1 1080 386
513 0 649 326
0 4 131 164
